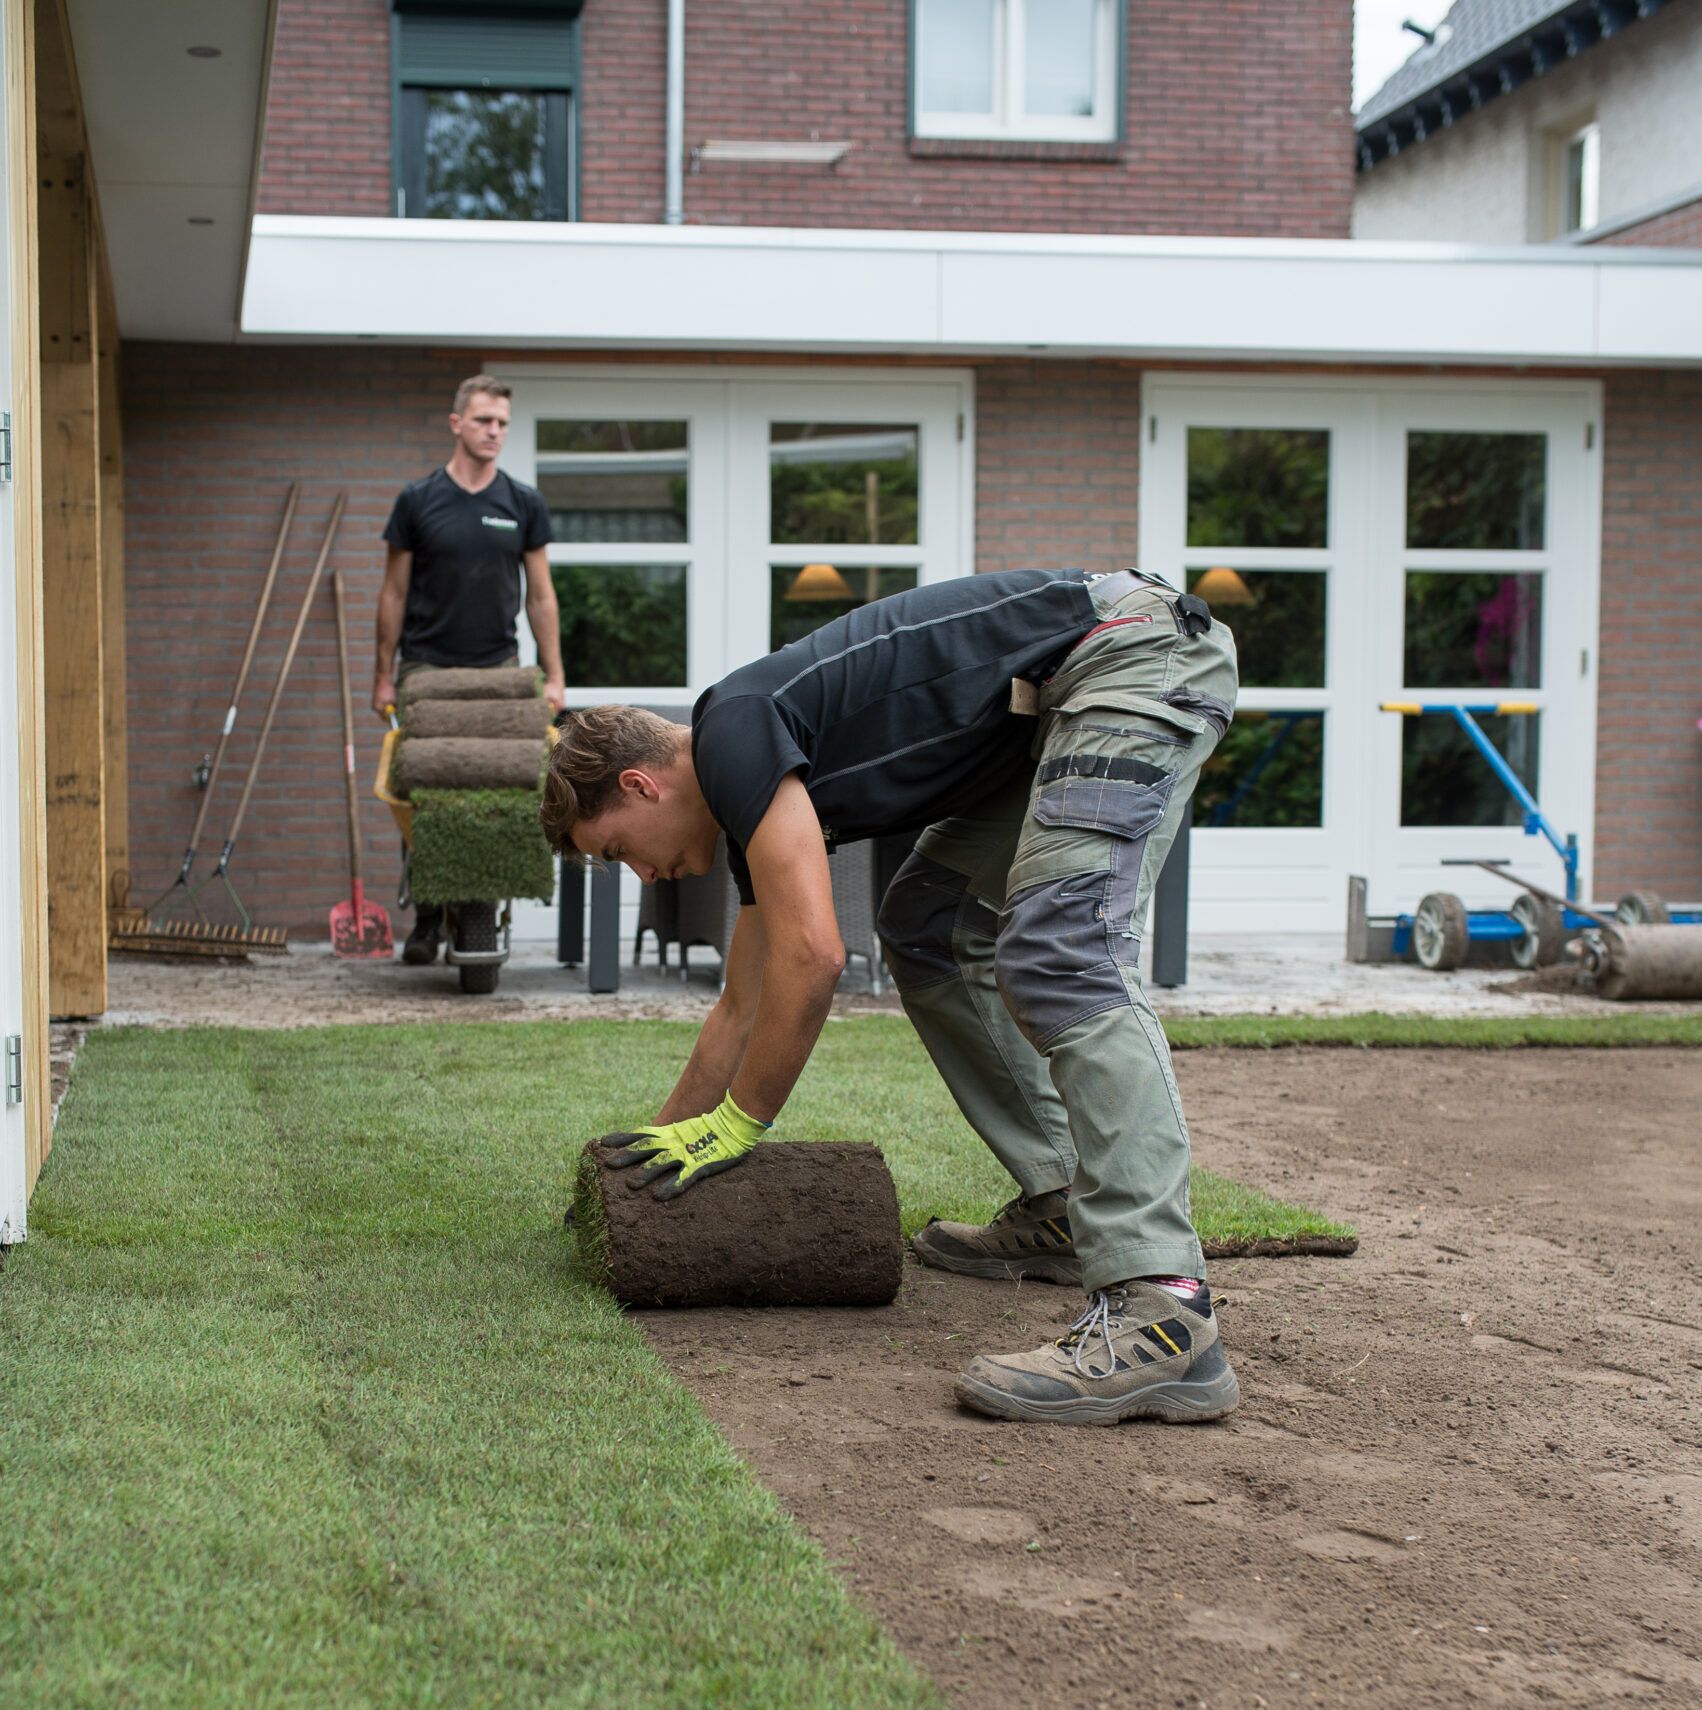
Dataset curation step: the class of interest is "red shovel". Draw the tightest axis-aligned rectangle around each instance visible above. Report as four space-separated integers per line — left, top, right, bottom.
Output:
329 567 393 958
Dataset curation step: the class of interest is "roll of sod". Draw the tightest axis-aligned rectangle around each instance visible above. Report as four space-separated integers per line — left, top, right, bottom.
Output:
403 698 553 741
409 788 555 904
574 1140 904 1309
393 737 546 793
401 665 541 703
1594 924 1702 1001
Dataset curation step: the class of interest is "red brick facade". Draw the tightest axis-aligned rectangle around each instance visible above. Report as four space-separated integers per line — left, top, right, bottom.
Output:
1591 195 1702 251
256 0 393 217
1593 370 1702 901
257 0 1356 238
122 343 474 929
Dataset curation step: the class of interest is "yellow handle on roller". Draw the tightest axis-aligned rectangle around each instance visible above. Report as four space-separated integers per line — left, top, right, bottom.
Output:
1494 702 1538 714
1380 702 1422 715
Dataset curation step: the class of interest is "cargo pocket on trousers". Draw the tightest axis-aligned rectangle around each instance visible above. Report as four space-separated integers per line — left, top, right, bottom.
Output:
994 765 1175 1051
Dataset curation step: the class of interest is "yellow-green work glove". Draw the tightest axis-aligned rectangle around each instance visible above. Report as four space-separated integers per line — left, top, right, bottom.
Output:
600 1092 770 1200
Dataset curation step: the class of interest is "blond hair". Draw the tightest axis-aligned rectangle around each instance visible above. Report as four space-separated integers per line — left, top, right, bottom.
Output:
540 705 686 859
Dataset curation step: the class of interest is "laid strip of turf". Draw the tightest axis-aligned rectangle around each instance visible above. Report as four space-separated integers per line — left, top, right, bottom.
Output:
1161 1012 1702 1049
0 1024 940 1710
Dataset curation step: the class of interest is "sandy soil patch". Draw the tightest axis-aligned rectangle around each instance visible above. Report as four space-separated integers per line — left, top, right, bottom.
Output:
642 1047 1702 1709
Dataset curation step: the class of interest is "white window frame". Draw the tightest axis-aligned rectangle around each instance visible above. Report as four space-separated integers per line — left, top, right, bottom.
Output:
912 0 1119 144
1562 121 1601 235
1140 374 1602 934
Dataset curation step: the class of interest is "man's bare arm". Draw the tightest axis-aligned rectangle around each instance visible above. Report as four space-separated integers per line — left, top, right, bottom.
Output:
523 546 566 712
652 903 767 1125
727 775 844 1122
372 547 411 716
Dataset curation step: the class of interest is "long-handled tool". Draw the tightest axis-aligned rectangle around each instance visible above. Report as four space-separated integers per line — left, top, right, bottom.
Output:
112 493 347 958
329 567 392 958
144 482 300 918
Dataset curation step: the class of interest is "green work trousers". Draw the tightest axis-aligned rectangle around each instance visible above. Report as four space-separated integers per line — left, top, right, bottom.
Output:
875 573 1239 1292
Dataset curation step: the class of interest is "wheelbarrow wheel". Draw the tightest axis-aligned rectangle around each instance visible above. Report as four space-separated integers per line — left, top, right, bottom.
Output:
1615 890 1670 925
1510 891 1565 969
451 900 502 995
1412 891 1469 971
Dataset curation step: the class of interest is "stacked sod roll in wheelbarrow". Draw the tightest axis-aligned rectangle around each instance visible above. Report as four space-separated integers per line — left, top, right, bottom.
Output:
376 665 556 994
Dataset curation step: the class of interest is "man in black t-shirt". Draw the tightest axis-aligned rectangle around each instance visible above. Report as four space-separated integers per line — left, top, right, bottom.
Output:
376 374 563 962
540 568 1242 1427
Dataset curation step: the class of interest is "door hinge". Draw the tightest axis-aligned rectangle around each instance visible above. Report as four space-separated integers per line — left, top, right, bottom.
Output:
4 1035 21 1106
0 411 12 483
1149 415 1158 443
956 412 964 442
1585 422 1595 450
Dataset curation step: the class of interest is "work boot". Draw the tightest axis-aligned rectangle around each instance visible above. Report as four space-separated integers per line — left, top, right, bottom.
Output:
954 1281 1239 1425
403 905 443 965
911 1190 1080 1285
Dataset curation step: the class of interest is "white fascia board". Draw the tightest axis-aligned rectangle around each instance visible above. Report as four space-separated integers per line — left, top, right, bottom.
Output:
242 216 1702 366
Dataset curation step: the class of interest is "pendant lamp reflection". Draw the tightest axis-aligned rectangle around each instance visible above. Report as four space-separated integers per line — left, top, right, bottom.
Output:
1191 566 1257 607
785 563 856 602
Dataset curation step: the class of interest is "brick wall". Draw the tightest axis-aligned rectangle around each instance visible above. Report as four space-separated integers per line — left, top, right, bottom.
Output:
973 362 1142 576
1594 370 1702 899
256 0 393 216
121 343 476 931
257 0 1356 237
1592 194 1702 249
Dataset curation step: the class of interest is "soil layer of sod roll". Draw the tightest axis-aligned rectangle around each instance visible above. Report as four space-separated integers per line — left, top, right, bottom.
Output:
575 1141 904 1309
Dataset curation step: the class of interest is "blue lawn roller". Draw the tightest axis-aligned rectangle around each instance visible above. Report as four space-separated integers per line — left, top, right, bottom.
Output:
1379 702 1700 972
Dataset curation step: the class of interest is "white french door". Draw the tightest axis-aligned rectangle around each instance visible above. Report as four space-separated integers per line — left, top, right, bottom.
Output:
494 364 975 939
1140 374 1601 932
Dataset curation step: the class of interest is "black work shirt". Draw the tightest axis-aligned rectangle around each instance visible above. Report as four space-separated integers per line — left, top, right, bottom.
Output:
692 569 1098 904
384 467 552 668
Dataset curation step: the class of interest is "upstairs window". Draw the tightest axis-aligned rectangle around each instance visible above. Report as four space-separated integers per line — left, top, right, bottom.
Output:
912 0 1119 143
1561 122 1600 236
393 2 580 221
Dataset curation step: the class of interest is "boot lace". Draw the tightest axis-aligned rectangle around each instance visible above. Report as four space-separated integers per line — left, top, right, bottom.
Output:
1056 1288 1128 1379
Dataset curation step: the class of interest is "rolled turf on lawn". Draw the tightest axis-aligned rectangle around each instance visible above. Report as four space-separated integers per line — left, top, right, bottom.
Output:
0 1017 1348 1707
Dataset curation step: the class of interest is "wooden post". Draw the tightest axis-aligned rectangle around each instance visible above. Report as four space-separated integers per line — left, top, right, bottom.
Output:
7 0 48 1185
97 256 123 916
35 0 104 1017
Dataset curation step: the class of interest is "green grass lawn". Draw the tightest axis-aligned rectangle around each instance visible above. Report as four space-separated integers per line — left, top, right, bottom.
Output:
0 1018 1345 1707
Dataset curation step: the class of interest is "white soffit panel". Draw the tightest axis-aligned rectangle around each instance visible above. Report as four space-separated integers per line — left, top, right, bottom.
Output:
68 0 273 341
242 220 1702 368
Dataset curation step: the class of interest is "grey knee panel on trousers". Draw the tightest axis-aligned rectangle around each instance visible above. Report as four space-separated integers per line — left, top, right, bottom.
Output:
995 765 1174 1051
878 854 998 992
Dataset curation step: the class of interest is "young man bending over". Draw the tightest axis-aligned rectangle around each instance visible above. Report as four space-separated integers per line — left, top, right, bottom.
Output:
539 567 1240 1426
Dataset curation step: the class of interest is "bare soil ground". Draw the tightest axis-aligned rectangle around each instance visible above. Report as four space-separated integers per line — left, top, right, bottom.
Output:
643 1048 1702 1709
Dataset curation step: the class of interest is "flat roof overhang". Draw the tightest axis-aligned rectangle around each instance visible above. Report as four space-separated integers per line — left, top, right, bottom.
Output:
242 217 1702 368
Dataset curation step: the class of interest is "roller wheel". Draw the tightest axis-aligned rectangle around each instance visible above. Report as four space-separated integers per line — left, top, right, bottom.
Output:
1412 891 1469 971
452 900 502 995
1615 890 1670 925
1510 891 1566 969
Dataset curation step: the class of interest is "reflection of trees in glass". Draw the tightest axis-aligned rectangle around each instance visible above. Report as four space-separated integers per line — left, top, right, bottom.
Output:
1194 711 1323 828
1406 433 1545 549
537 421 689 544
555 565 687 688
770 425 919 546
1186 428 1329 549
769 567 918 651
1400 712 1538 827
1404 572 1542 689
1186 568 1325 688
424 91 547 220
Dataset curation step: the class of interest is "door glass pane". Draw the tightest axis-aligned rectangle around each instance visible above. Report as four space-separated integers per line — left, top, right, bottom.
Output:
1186 428 1329 549
555 565 688 688
1404 571 1542 689
1406 432 1546 550
917 0 995 113
1195 711 1324 828
770 565 918 651
1186 568 1325 689
536 421 689 543
770 424 919 546
1400 712 1538 827
423 90 548 220
1026 0 1097 117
